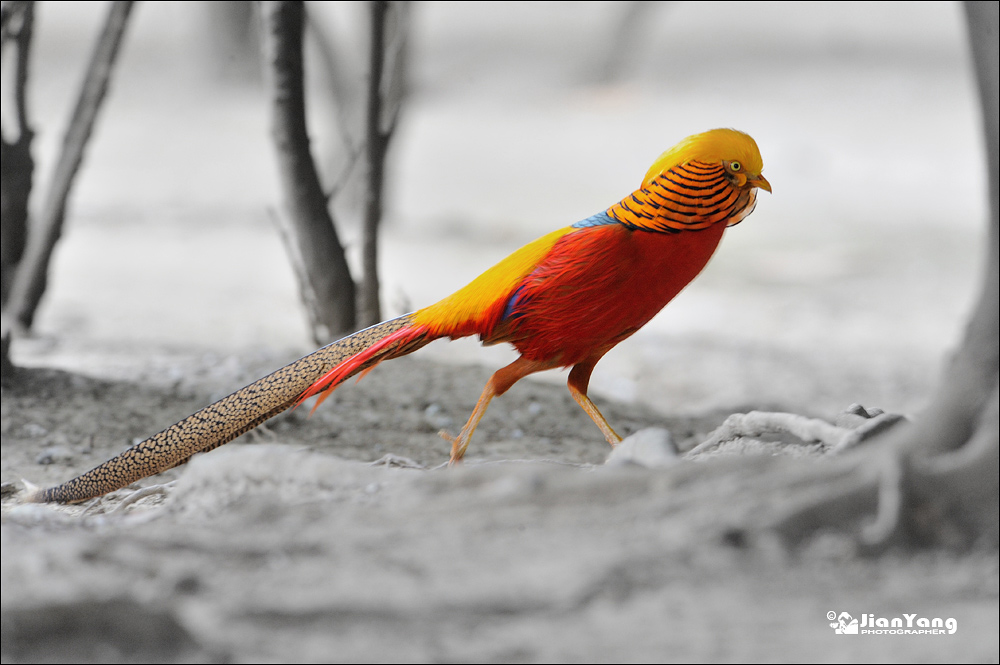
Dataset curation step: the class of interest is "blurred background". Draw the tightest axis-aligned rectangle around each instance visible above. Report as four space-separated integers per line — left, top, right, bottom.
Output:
7 1 987 417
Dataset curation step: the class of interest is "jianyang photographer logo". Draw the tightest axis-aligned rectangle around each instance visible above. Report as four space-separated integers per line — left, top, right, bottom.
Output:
827 611 957 635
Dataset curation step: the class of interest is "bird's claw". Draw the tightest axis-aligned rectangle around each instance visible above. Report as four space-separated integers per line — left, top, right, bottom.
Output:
438 429 469 465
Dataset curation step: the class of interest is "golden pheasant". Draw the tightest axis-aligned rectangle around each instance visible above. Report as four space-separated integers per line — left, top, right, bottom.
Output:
27 128 770 503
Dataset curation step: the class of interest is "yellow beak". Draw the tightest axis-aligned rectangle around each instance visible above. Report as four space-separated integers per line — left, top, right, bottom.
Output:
748 174 772 193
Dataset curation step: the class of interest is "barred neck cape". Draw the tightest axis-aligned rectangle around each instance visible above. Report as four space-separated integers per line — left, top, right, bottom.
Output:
573 161 758 233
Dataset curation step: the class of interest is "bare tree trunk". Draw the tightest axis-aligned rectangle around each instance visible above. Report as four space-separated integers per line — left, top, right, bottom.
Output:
920 0 999 453
262 1 356 342
890 1 999 460
357 1 388 327
1 1 35 308
358 1 407 327
770 1 999 552
4 0 133 331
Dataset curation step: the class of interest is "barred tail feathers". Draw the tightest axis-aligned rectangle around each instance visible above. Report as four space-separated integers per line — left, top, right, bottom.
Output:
25 315 425 504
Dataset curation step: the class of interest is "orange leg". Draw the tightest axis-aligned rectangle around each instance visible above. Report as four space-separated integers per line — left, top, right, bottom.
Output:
442 356 552 463
568 358 622 448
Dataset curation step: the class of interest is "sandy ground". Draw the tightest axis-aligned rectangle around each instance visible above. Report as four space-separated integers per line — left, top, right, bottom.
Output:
3 352 998 663
2 2 998 662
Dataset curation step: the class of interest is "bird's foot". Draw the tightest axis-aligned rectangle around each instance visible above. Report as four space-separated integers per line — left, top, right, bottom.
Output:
438 429 469 465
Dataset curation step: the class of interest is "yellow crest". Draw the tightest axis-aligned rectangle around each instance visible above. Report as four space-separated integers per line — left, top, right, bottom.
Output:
643 129 764 186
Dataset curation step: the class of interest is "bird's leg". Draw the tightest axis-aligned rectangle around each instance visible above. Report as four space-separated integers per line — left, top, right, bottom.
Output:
441 381 497 464
568 359 622 448
442 356 551 463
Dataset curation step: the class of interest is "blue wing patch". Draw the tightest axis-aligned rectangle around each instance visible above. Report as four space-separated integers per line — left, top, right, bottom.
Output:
571 210 618 228
501 284 529 321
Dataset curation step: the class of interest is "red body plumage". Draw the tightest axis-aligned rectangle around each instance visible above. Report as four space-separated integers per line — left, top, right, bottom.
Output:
491 221 727 366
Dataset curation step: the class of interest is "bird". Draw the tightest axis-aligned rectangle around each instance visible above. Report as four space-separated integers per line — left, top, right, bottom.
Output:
26 128 770 503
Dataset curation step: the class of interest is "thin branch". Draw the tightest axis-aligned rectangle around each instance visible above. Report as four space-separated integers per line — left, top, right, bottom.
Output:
378 1 408 134
358 1 387 326
358 0 406 327
108 481 176 514
1 314 11 378
12 1 32 131
4 1 134 330
1 0 34 308
267 207 327 341
262 1 356 342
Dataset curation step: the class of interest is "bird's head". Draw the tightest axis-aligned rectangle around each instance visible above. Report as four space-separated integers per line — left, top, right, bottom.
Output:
643 128 771 194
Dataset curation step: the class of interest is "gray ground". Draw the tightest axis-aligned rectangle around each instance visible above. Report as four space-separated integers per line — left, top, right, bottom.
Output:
3 349 998 663
2 3 997 662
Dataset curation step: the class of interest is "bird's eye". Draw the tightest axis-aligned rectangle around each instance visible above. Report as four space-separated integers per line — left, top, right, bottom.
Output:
730 161 742 172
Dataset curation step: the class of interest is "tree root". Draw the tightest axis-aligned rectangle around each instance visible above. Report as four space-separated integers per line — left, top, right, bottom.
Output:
688 404 906 457
767 387 999 554
685 395 997 554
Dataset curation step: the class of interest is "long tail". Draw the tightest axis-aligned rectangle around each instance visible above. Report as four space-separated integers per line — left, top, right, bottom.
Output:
25 315 435 504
